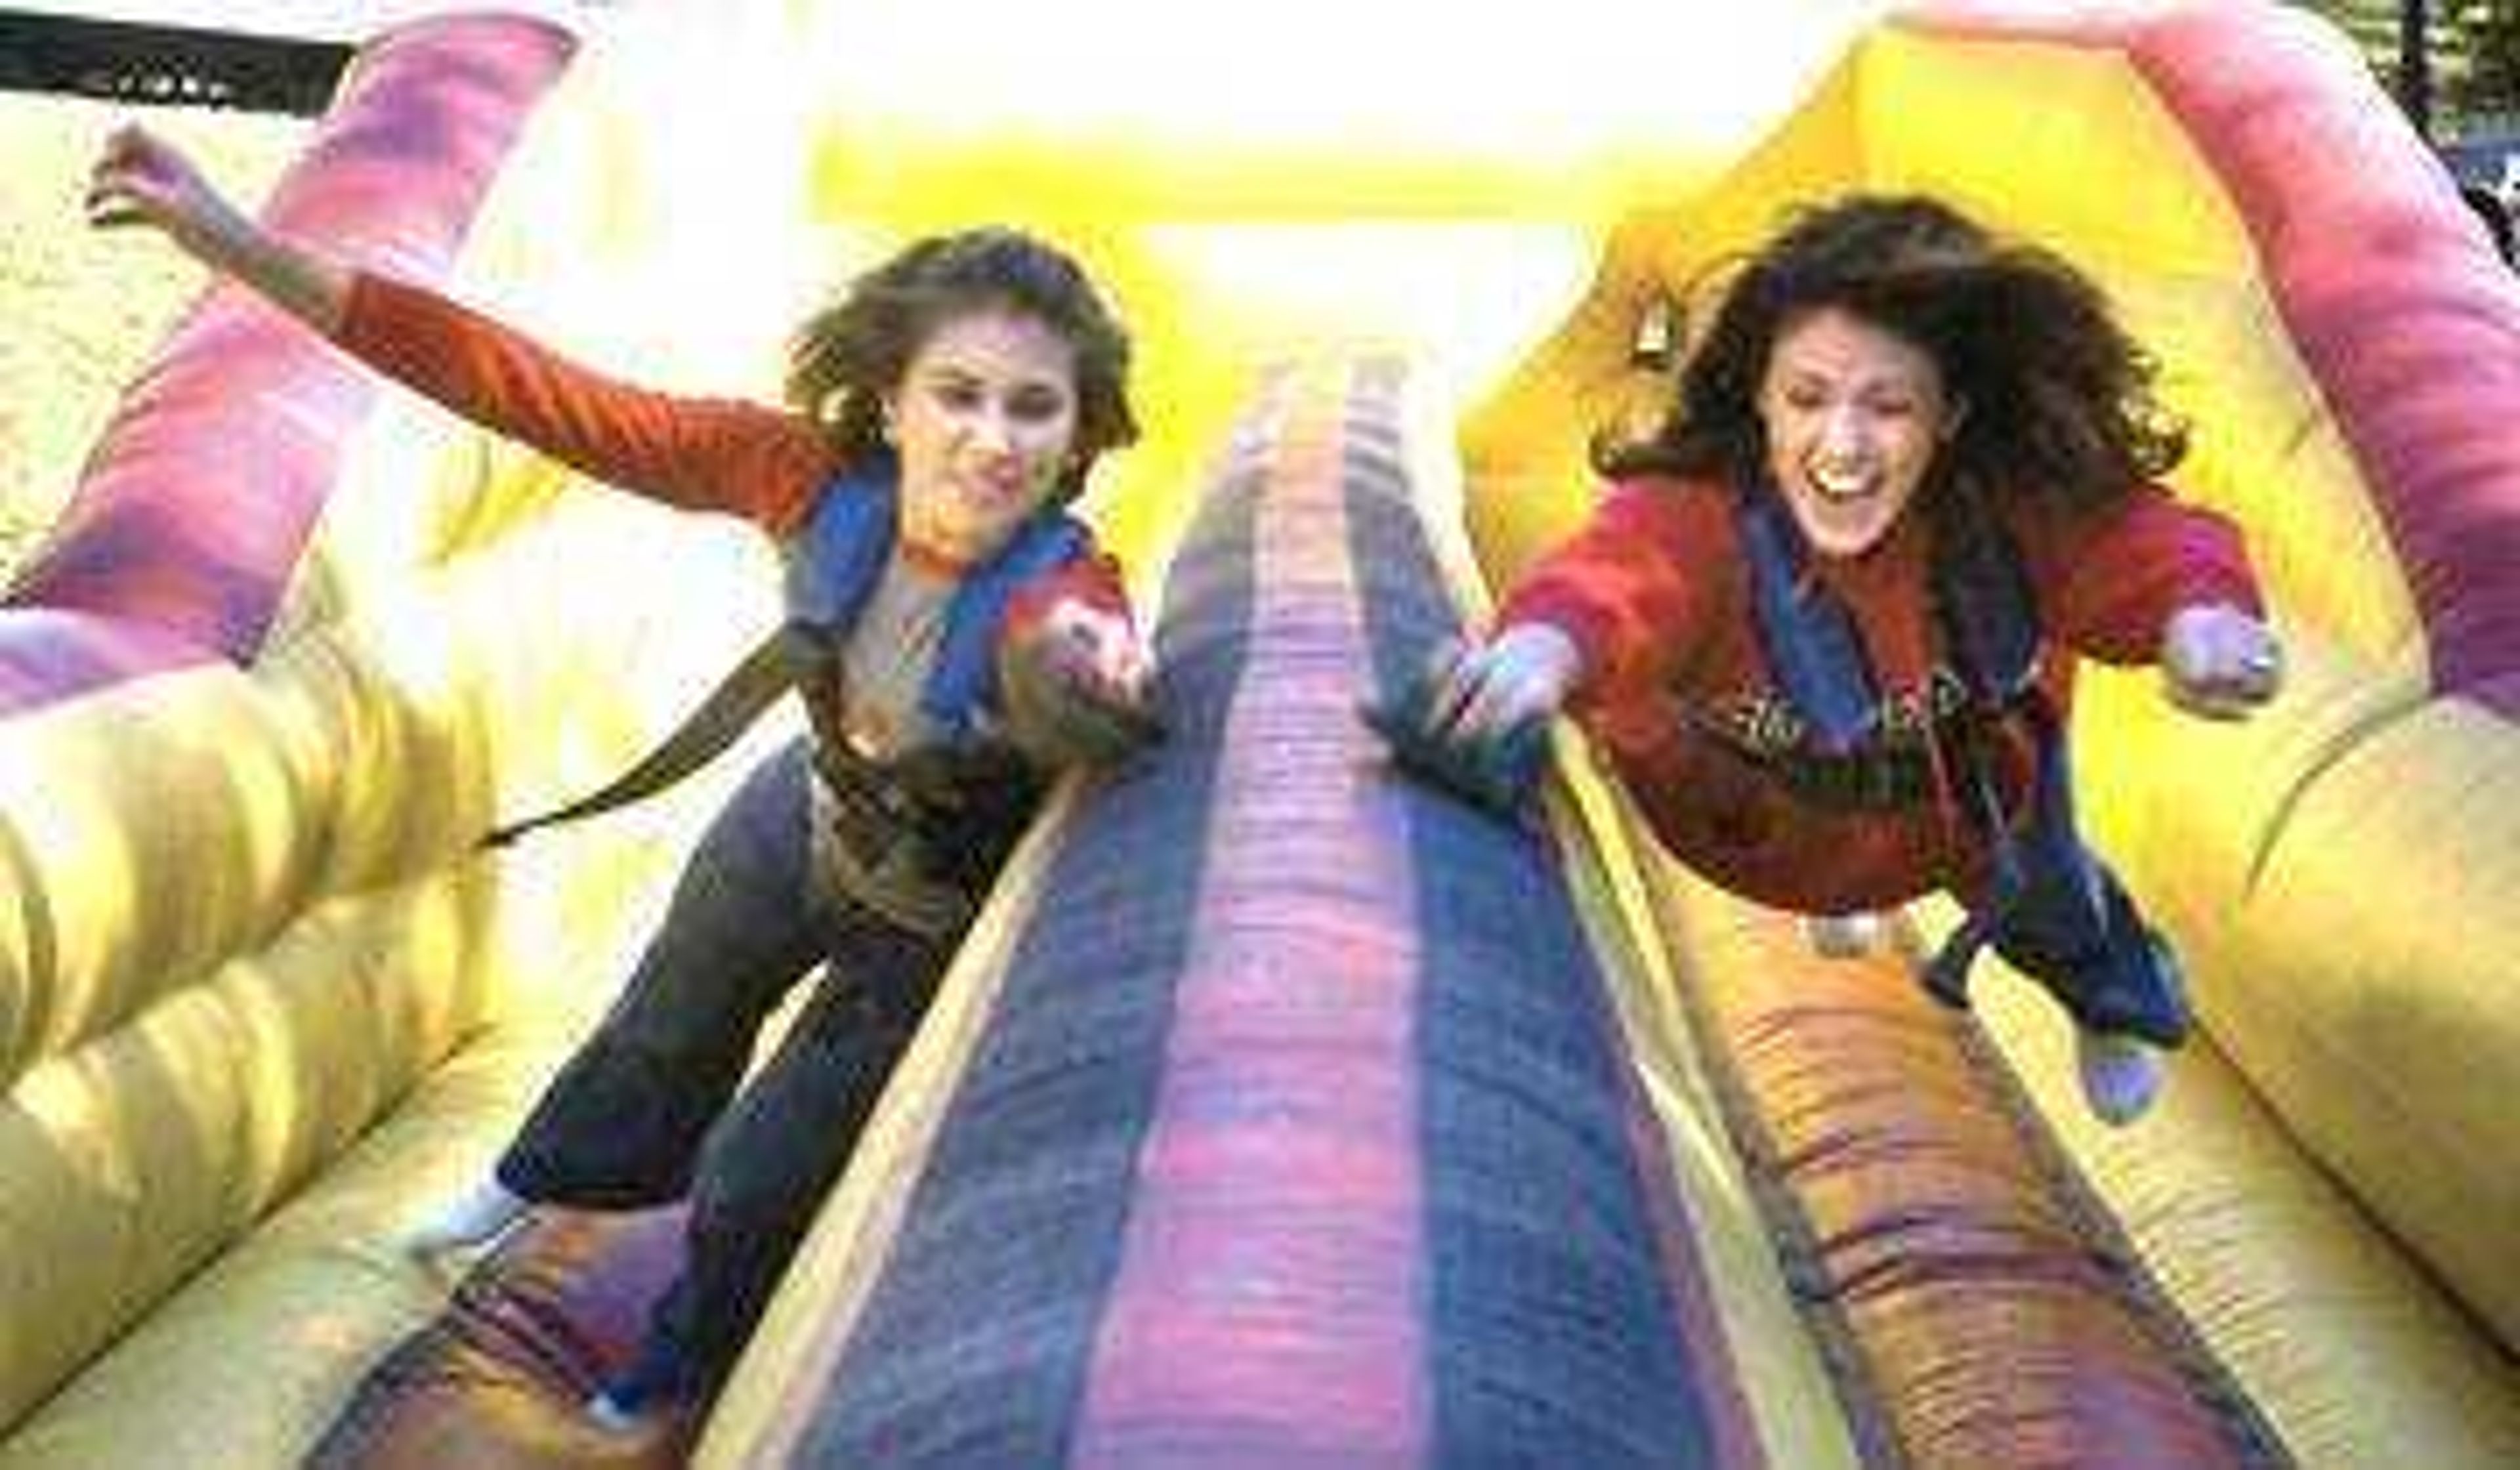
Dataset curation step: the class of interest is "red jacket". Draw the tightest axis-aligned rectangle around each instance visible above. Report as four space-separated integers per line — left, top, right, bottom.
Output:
1500 474 2263 913
331 272 1131 637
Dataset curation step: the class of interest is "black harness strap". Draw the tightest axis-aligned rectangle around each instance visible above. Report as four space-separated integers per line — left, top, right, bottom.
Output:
484 614 1046 926
480 622 831 849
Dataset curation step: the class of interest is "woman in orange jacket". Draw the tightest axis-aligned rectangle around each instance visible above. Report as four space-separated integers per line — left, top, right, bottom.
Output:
89 122 1160 1433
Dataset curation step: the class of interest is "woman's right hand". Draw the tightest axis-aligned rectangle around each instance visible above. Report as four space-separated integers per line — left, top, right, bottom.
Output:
1416 622 1582 746
85 123 243 253
84 121 350 334
1360 622 1580 818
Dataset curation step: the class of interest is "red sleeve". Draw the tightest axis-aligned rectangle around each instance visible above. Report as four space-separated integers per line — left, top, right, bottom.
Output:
1000 548 1135 644
333 272 835 534
1496 477 1720 715
2017 483 2266 665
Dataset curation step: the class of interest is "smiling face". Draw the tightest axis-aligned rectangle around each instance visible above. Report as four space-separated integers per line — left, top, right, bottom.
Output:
888 307 1081 565
1756 305 1959 558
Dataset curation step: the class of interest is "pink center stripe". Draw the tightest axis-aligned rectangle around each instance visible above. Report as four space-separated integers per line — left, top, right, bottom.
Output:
1074 369 1428 1466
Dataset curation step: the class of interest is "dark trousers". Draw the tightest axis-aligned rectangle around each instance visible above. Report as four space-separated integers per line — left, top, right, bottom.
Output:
495 738 957 1408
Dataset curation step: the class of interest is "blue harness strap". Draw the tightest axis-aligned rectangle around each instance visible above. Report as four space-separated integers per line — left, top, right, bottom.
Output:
1739 492 1881 756
786 458 1091 736
1742 490 2190 1047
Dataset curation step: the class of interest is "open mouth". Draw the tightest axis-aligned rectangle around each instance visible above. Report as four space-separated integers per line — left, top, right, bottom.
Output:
1807 463 1876 503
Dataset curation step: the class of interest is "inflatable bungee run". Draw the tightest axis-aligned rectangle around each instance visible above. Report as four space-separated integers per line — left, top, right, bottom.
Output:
1 2 2514 1465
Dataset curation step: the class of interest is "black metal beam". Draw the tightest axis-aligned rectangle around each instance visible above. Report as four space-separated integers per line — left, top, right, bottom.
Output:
0 10 351 116
2401 0 2434 140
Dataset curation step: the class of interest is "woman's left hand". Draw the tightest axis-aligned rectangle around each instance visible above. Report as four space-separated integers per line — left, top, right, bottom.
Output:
1037 597 1153 709
998 597 1162 765
2161 602 2283 719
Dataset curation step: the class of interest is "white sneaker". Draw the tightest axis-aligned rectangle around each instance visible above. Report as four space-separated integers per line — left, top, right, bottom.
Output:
2074 1026 2164 1126
404 1177 529 1265
584 1391 646 1435
1805 911 1885 959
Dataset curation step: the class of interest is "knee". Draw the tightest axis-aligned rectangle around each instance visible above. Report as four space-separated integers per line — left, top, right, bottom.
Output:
837 931 954 1027
686 1132 839 1260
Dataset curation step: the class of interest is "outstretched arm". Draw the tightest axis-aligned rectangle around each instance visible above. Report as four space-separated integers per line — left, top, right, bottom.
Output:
2027 486 2283 721
83 122 831 530
85 122 348 335
1362 478 1719 816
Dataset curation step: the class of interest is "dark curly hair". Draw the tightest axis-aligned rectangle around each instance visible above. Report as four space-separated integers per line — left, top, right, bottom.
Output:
1601 193 2187 517
786 226 1139 502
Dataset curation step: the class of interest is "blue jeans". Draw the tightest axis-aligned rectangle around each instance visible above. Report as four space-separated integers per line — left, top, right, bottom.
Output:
496 738 963 1408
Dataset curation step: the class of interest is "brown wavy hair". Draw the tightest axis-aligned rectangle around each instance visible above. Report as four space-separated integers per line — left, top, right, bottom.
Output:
786 227 1139 503
1601 193 2187 516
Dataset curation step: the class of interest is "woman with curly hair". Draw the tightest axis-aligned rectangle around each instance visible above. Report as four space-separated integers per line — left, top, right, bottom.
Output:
1385 193 2282 1127
89 123 1160 1433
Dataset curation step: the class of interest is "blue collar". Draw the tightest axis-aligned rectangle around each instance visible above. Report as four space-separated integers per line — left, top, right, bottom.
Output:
1736 484 2040 756
784 455 1089 734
